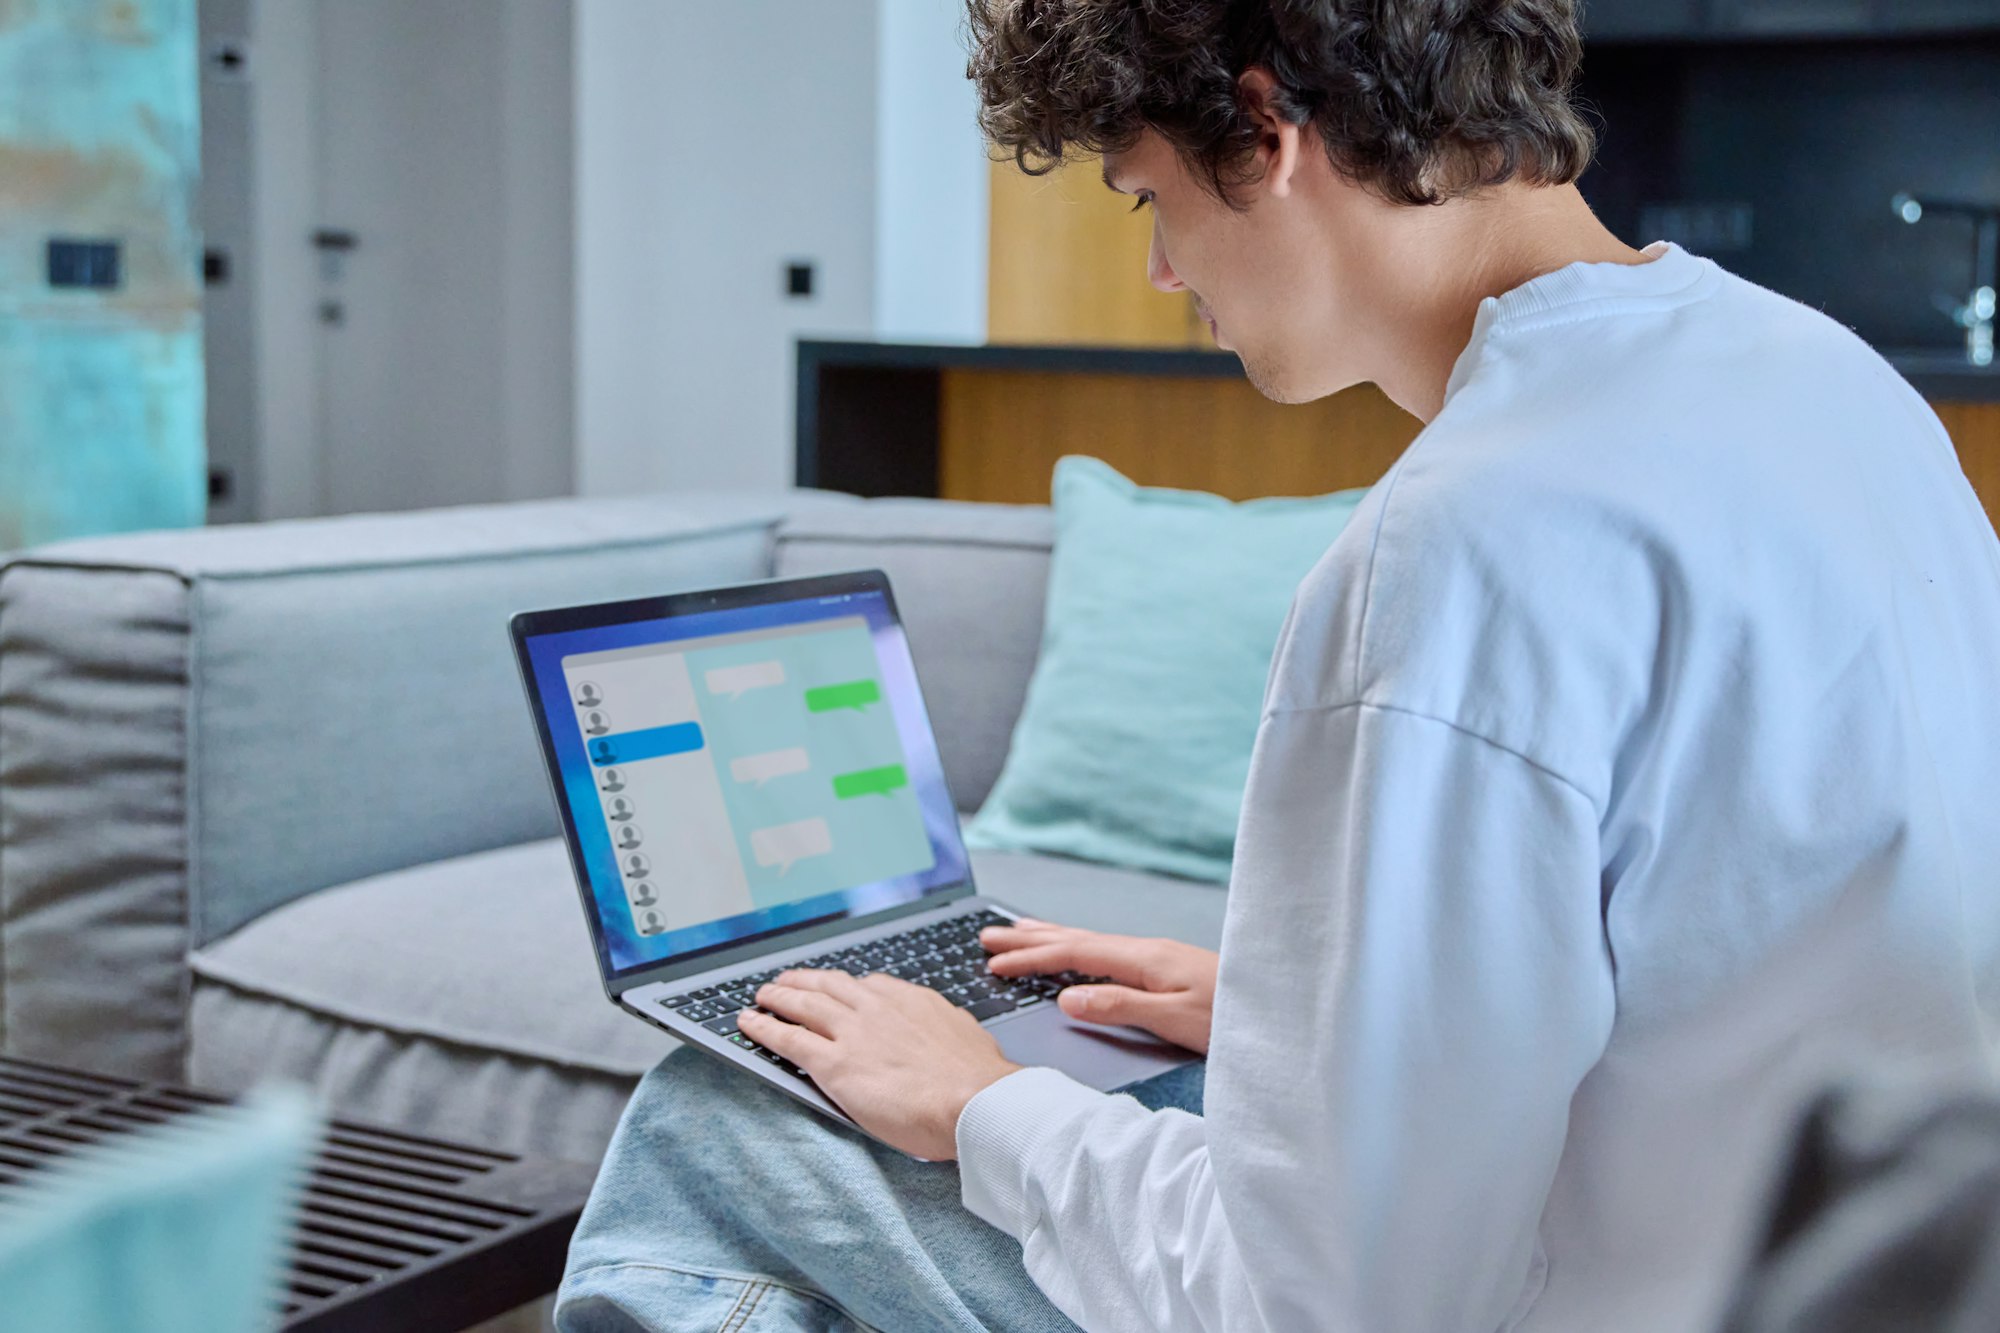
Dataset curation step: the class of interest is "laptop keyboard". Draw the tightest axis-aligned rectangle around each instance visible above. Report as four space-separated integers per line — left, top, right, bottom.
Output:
659 909 1109 1081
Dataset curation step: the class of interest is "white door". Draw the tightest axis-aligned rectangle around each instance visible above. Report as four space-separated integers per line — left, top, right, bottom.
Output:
277 0 572 515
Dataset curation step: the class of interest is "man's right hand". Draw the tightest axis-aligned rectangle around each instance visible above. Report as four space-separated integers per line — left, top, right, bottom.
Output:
980 918 1220 1055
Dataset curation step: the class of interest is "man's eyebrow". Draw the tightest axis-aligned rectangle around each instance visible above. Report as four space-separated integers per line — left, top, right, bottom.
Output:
1100 162 1123 193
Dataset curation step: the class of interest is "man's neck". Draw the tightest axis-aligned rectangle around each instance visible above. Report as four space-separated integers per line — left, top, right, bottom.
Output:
1368 185 1652 423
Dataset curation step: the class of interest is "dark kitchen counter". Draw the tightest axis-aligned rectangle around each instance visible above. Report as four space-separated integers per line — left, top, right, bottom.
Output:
797 339 2000 405
1885 352 2000 403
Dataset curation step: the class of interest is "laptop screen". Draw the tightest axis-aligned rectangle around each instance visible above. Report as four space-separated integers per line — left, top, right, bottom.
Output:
517 578 971 979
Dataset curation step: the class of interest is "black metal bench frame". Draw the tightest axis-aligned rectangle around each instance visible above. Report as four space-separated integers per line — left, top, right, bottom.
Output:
0 1054 594 1332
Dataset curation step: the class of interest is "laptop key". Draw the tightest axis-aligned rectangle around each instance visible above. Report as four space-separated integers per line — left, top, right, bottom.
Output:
965 996 1017 1022
703 1012 742 1037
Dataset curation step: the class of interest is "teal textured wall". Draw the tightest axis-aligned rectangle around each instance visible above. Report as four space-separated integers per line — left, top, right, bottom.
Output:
0 0 206 549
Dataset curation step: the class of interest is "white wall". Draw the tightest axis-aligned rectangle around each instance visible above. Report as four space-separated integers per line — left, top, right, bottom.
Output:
574 1 881 496
875 0 988 344
243 0 983 511
500 0 577 504
248 0 322 519
199 0 260 523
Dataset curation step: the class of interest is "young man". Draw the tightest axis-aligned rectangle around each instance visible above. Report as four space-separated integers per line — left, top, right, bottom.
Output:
558 2 2000 1329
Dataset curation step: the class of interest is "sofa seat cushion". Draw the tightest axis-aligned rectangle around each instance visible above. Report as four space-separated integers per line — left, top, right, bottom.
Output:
187 838 1226 1163
192 839 661 1078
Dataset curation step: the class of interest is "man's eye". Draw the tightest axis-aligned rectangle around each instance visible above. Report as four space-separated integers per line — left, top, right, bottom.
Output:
1129 193 1153 214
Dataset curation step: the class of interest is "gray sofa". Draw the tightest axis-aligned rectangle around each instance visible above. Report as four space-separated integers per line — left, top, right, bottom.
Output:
0 491 1227 1166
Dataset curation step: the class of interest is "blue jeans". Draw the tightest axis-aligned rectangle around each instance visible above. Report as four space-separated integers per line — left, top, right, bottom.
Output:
556 1045 1206 1333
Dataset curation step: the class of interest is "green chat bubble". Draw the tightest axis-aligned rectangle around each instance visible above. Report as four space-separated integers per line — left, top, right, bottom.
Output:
805 679 881 713
832 763 908 799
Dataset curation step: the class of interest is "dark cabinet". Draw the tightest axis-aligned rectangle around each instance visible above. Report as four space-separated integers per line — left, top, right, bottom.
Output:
1869 0 2000 35
1581 0 1707 39
1585 0 2000 38
1709 0 1871 35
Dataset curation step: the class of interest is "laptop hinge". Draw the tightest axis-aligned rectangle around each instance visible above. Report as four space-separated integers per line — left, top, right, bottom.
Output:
607 884 976 996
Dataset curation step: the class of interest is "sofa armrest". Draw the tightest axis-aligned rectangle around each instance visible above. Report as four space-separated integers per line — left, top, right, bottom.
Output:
0 490 839 1078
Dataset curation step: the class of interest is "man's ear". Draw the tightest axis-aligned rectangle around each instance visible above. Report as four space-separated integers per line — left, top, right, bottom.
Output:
1237 67 1302 200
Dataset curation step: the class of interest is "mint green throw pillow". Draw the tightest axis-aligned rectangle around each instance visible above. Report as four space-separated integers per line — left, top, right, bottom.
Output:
966 456 1368 882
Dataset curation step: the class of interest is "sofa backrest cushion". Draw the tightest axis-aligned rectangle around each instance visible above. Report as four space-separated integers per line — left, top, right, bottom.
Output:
773 500 1053 813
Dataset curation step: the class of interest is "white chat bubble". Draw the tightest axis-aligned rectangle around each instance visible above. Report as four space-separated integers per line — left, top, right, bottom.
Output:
751 817 833 876
730 747 811 787
705 660 786 701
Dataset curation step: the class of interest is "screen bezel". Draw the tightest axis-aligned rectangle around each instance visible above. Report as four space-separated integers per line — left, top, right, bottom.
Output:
510 569 974 994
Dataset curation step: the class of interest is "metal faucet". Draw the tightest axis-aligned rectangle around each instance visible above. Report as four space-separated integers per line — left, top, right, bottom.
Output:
1892 192 1998 368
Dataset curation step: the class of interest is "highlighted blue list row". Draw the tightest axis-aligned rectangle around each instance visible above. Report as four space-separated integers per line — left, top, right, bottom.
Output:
590 722 706 767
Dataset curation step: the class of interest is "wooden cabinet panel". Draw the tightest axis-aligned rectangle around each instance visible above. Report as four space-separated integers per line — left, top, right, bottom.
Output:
938 365 2000 542
1935 401 2000 534
939 370 1422 504
986 158 1203 348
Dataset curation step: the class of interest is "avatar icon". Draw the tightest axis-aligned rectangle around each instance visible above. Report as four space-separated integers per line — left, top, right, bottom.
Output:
624 853 651 878
616 824 644 850
630 881 658 908
637 910 665 936
606 796 636 822
590 739 618 765
574 681 604 708
583 710 612 735
599 767 626 792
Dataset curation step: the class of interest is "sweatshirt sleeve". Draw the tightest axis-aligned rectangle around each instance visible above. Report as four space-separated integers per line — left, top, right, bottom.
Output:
957 701 1615 1333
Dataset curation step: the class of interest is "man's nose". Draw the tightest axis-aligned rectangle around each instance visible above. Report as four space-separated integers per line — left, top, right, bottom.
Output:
1147 220 1185 293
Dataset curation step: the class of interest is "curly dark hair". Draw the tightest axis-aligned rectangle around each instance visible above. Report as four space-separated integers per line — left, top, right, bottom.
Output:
966 0 1596 208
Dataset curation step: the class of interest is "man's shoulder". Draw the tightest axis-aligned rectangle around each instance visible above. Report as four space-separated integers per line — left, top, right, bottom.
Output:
1266 256 1949 781
1267 392 1718 794
1272 456 1656 776
1486 257 1922 437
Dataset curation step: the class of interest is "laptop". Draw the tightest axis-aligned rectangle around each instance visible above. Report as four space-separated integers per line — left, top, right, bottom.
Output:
510 569 1195 1134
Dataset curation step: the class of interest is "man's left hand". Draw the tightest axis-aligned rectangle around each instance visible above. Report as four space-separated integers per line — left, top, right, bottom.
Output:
741 970 1023 1160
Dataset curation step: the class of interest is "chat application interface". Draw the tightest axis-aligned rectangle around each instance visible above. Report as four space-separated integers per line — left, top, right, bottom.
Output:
544 593 961 973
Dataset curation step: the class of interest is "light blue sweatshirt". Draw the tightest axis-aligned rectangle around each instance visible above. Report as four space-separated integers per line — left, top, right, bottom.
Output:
957 244 2000 1332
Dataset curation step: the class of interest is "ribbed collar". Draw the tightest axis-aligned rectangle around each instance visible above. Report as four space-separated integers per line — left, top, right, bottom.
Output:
1443 242 1715 405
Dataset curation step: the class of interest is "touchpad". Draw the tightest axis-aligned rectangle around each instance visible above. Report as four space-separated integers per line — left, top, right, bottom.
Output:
991 1005 1197 1091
